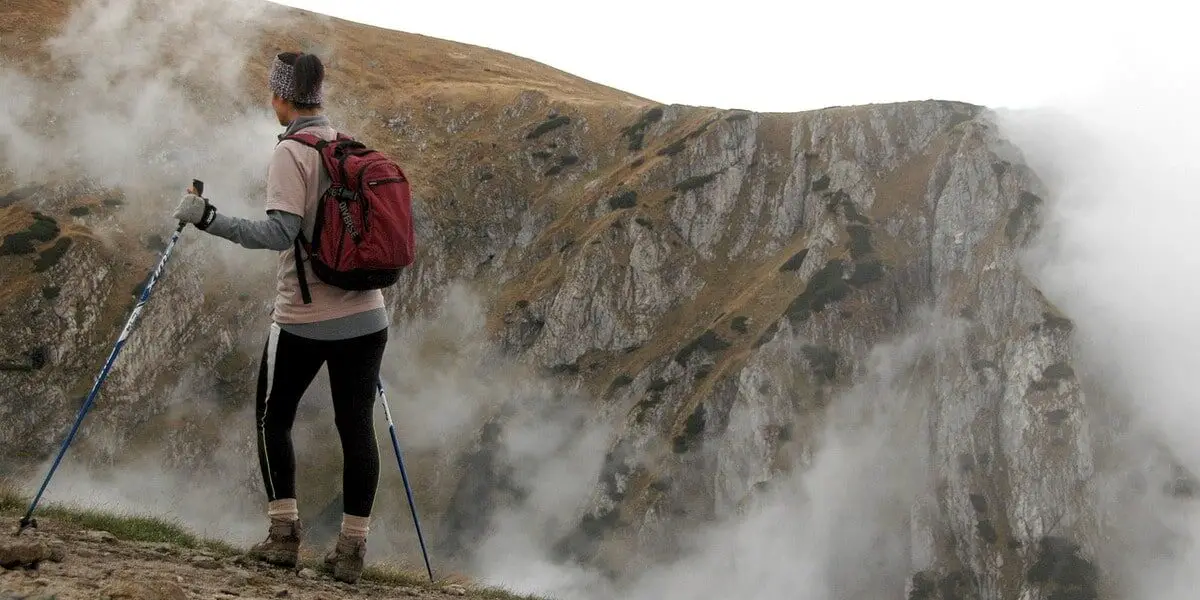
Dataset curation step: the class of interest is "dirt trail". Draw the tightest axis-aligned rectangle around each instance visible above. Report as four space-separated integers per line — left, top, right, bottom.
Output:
0 516 511 600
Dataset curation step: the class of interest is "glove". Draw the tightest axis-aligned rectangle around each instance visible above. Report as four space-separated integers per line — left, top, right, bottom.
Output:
173 192 217 230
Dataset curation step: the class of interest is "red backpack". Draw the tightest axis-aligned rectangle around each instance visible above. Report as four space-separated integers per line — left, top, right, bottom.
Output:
282 132 415 304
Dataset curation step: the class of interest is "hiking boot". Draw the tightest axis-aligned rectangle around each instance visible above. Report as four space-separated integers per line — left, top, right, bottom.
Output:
246 518 303 568
322 533 367 583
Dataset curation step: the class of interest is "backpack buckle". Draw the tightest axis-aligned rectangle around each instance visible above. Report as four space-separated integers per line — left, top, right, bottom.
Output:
329 185 357 201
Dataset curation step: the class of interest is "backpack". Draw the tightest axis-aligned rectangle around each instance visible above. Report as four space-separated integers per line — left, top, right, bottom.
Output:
281 131 415 304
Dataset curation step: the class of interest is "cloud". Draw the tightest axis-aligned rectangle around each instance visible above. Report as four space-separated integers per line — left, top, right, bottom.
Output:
993 35 1200 600
0 0 291 225
455 311 963 600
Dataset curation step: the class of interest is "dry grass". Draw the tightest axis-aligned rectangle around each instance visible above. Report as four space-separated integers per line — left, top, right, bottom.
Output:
0 482 554 599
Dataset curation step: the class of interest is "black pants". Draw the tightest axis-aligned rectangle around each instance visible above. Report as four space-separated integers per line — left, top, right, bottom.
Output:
254 324 388 517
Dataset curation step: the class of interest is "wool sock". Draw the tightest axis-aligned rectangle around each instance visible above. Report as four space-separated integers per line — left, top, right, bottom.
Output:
341 514 370 540
268 498 299 522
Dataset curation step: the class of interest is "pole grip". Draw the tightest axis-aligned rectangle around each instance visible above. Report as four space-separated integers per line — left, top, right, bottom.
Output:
178 179 205 231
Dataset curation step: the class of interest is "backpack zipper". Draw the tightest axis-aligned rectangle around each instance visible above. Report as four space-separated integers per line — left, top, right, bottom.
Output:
367 177 406 186
363 177 405 234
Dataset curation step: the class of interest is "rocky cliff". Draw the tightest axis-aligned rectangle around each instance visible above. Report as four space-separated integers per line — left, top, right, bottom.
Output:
1 1 1184 599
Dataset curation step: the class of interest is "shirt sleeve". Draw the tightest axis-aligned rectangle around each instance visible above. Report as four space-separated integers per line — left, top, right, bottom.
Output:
264 142 308 217
203 210 302 251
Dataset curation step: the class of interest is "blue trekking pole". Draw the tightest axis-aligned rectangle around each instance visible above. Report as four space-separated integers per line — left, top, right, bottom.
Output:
377 380 434 581
17 180 203 534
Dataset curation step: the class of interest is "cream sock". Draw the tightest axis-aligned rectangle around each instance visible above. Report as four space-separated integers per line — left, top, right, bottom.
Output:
341 514 370 540
268 498 299 522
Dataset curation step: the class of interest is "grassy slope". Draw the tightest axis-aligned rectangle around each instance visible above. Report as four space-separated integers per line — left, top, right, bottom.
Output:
0 485 549 600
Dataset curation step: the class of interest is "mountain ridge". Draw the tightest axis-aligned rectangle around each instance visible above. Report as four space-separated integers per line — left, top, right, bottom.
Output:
0 1 1144 600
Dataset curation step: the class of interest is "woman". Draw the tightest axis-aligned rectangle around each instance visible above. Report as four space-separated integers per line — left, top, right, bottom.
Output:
173 51 386 584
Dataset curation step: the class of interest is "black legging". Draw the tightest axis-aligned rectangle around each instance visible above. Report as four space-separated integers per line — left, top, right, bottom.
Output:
254 324 387 517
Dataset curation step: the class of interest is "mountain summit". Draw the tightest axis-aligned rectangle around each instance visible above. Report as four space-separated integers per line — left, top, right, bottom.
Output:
2 1 1166 600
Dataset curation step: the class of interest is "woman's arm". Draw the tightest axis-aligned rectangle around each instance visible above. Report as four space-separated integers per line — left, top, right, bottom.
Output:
203 209 302 251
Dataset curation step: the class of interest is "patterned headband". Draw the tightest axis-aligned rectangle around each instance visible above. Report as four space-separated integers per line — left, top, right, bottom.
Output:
268 55 323 105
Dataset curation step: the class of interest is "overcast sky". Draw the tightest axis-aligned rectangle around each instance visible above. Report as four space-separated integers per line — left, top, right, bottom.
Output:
266 0 1191 113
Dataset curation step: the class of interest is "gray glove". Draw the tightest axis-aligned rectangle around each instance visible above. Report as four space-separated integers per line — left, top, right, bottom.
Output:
173 193 217 230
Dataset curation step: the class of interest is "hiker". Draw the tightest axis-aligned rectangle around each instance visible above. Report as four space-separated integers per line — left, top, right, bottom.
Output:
172 51 389 584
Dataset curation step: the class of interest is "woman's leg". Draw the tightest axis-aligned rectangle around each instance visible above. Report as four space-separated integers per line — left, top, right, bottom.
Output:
249 322 326 566
325 327 387 519
322 326 387 583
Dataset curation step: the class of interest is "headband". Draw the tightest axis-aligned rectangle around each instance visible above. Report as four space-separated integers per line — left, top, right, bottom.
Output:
268 55 323 105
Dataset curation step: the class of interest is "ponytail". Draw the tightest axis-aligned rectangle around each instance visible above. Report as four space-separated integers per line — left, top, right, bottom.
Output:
292 54 325 107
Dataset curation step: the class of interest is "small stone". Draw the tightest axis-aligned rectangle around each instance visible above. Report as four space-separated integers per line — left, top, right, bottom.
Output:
191 555 221 569
101 580 188 600
274 589 290 598
442 584 467 596
297 567 318 579
226 569 252 587
0 538 51 569
84 530 117 543
400 587 422 596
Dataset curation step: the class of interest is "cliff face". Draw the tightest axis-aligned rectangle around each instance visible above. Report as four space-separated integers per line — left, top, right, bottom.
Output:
0 2 1171 599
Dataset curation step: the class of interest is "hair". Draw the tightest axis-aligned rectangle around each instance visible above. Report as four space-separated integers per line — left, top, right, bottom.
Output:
277 51 325 110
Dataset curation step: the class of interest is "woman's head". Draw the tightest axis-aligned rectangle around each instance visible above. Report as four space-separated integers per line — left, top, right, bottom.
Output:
268 51 325 124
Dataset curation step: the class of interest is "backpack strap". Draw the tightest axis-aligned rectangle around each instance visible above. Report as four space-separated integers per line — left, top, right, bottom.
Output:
294 235 313 305
280 133 326 306
278 131 358 306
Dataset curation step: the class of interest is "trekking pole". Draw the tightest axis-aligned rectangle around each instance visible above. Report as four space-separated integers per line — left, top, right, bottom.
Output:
377 380 434 581
16 180 203 535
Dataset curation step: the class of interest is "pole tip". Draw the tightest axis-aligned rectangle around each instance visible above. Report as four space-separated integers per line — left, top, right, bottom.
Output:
16 516 36 535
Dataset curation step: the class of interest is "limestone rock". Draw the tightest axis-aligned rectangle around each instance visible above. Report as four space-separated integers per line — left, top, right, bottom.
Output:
84 530 117 543
0 538 51 569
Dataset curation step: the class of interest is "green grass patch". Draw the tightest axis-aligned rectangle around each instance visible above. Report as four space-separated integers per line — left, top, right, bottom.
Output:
779 248 809 272
1030 362 1075 392
1006 190 1043 243
848 260 883 287
544 155 581 177
841 199 869 225
0 186 41 208
526 115 571 140
731 316 749 334
674 329 731 364
0 486 237 555
622 106 665 151
784 260 850 325
673 172 718 194
68 206 91 217
800 345 839 382
658 140 687 157
608 374 634 394
34 237 72 272
608 190 637 210
0 485 552 599
1 213 60 256
672 403 707 454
